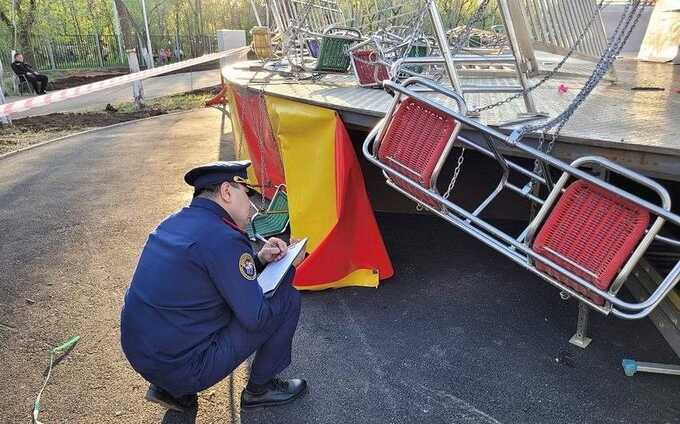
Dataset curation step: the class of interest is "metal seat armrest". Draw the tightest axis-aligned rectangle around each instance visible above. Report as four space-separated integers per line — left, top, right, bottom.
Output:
247 211 261 241
266 185 288 213
323 25 362 39
349 37 379 52
383 78 468 115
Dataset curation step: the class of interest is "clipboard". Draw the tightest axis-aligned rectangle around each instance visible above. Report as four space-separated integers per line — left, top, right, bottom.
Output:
257 238 307 298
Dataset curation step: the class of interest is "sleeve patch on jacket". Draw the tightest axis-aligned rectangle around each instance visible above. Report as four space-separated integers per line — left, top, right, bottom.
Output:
239 253 258 281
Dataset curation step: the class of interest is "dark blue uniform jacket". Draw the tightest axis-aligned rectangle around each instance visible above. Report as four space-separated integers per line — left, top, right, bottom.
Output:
120 198 287 392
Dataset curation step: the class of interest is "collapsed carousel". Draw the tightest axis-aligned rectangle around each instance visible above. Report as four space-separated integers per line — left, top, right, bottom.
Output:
215 0 680 376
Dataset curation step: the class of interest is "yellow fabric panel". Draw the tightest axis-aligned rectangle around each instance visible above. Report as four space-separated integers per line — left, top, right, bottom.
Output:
227 87 258 185
264 95 338 253
299 269 379 291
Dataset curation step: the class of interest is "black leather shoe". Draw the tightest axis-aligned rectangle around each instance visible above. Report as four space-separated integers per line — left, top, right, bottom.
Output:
144 384 198 412
240 378 308 409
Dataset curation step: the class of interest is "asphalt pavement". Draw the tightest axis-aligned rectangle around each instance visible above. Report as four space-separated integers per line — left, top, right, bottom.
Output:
0 108 678 424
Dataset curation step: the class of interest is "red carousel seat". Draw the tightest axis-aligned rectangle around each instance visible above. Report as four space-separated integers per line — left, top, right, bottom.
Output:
352 50 390 86
377 97 460 208
533 180 650 304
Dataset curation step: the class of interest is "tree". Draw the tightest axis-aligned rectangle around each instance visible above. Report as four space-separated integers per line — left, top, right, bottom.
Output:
0 0 38 61
113 0 137 49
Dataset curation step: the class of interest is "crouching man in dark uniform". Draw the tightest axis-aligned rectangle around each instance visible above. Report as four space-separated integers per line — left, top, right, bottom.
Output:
120 160 307 412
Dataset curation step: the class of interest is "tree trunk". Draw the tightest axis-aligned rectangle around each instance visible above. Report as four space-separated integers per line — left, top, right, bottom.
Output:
113 0 145 109
15 0 38 64
196 0 203 35
113 0 137 50
0 10 11 28
69 0 83 40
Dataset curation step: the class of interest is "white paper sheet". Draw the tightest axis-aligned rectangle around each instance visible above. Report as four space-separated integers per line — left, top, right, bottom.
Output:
257 238 308 295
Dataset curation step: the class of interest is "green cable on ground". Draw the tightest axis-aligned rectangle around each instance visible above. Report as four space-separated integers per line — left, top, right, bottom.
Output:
32 336 81 424
50 336 80 355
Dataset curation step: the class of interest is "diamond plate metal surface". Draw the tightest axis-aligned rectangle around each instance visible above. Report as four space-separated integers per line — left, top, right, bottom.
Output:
223 56 680 178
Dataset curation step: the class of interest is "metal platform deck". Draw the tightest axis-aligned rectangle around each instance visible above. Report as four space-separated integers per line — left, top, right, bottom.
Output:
222 56 680 181
221 55 680 359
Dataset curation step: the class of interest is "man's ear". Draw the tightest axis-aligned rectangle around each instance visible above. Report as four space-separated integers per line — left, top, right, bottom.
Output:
218 182 232 203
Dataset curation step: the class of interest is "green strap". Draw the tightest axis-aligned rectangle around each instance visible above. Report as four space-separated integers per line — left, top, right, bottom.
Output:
33 336 81 424
50 336 80 355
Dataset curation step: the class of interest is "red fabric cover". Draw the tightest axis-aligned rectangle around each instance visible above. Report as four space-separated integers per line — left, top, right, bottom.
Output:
205 84 228 106
352 50 390 86
231 87 285 199
533 180 650 304
294 116 394 286
377 97 459 208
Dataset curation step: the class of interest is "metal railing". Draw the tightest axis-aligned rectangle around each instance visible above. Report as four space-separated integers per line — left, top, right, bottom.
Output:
517 0 609 61
149 35 219 64
270 0 346 34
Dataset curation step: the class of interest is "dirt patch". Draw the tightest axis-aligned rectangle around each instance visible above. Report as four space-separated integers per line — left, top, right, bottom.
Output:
45 62 222 90
11 109 165 132
1 86 222 156
49 72 127 91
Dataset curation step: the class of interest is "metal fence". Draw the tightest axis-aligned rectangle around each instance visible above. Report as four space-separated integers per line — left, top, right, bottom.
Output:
149 35 219 64
519 0 609 60
0 32 219 72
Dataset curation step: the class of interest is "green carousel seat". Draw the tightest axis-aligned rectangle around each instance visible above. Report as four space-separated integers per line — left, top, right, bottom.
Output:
247 186 290 241
314 27 362 73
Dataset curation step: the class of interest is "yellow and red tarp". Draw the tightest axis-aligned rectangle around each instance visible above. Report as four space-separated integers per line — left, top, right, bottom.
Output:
228 84 393 290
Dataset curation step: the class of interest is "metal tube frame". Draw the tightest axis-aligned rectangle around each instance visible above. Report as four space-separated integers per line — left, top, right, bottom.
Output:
348 32 430 88
570 301 593 348
426 0 462 94
363 77 680 320
266 0 352 72
375 0 540 117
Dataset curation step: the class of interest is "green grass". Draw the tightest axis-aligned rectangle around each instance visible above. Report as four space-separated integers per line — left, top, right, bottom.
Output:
113 87 219 113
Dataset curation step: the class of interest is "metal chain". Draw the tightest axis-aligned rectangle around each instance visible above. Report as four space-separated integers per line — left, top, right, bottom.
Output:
524 0 647 200
414 1 491 202
387 0 489 81
526 1 646 185
449 0 492 55
523 0 647 144
443 147 466 199
529 131 548 179
472 0 607 114
404 0 489 210
258 135 269 204
252 92 271 206
232 87 247 160
398 0 433 57
389 1 433 65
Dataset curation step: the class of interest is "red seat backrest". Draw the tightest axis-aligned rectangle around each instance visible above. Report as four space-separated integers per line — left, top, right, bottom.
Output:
532 180 650 304
377 97 460 206
352 50 390 86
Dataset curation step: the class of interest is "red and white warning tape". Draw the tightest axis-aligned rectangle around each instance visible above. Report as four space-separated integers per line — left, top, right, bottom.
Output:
0 46 250 117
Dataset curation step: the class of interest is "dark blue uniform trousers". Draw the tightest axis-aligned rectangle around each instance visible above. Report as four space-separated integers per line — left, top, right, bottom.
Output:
194 281 302 393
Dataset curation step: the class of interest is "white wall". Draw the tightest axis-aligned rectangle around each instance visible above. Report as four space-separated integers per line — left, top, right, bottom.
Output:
599 5 654 56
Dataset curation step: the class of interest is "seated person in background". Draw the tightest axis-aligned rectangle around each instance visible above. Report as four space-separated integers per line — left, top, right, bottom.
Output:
11 52 48 94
